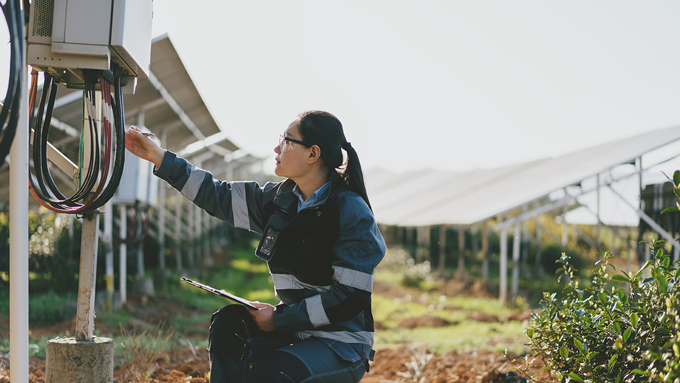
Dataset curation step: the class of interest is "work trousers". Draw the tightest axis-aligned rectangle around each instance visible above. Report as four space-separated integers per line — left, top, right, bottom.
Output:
208 305 367 383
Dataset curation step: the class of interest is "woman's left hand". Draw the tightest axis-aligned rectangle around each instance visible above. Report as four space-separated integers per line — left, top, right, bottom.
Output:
247 302 277 332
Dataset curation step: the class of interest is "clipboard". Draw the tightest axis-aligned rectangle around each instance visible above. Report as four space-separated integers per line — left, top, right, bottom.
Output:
181 277 259 310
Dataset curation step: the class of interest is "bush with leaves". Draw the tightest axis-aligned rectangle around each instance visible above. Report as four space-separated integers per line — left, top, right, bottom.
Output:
520 246 678 382
515 169 680 382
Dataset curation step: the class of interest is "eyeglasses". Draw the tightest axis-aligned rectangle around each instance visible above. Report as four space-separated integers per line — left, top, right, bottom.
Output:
278 135 311 152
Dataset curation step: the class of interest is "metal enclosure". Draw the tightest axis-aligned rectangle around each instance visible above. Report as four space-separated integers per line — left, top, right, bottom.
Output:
27 0 153 90
111 150 159 206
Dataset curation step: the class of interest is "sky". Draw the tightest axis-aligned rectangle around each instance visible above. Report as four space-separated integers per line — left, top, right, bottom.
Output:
145 0 680 175
3 1 680 226
3 1 680 175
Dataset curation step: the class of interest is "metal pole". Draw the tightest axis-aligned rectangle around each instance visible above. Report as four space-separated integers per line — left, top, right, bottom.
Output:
9 47 29 383
175 195 183 272
457 225 465 279
562 204 568 249
119 205 127 304
597 173 601 251
137 244 144 278
416 226 424 263
74 211 100 340
438 225 446 275
481 222 488 282
158 131 167 270
74 91 102 341
500 228 508 303
203 205 212 266
512 224 521 298
104 202 113 311
535 217 542 275
187 203 194 266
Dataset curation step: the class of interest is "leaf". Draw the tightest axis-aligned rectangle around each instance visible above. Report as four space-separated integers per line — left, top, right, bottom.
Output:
613 322 621 334
611 274 629 283
632 369 646 375
598 292 607 304
560 346 568 359
562 285 573 295
555 268 564 275
608 354 618 369
569 372 584 382
574 338 584 352
673 170 680 185
623 327 632 343
663 256 671 268
661 207 679 214
656 269 668 292
656 248 664 259
631 312 639 328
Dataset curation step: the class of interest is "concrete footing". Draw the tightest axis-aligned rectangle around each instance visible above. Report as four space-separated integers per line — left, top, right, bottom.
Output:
45 337 113 383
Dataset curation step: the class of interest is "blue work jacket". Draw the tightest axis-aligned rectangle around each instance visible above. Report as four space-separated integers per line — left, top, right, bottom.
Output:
154 151 386 363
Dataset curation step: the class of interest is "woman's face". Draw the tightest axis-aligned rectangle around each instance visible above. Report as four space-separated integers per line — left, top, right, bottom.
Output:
274 120 310 179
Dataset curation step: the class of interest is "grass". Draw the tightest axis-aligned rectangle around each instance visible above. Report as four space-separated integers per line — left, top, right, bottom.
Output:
371 278 530 355
6 242 547 364
376 320 530 355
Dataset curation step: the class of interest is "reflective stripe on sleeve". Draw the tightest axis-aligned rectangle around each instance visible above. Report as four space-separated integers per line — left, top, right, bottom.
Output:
180 166 207 201
332 266 373 292
231 182 250 230
305 294 331 328
272 274 332 293
294 330 374 346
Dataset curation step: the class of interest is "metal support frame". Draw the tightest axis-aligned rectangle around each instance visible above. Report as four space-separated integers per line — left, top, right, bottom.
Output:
74 92 102 341
438 225 447 275
119 205 127 304
499 228 508 303
512 224 520 298
608 185 680 252
175 194 183 272
457 225 465 279
104 202 113 310
157 132 167 270
10 54 29 383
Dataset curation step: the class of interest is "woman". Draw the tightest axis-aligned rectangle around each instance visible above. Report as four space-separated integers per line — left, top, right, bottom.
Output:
125 111 386 382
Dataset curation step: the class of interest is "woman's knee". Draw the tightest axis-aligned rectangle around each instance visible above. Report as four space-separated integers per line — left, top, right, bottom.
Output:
208 305 251 356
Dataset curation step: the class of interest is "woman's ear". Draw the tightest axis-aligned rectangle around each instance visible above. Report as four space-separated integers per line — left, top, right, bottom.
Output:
307 145 322 164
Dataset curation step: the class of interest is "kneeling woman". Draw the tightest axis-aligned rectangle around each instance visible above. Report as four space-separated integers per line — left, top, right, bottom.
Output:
125 111 386 382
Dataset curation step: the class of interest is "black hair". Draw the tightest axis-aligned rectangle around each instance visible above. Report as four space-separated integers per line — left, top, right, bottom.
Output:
297 111 373 212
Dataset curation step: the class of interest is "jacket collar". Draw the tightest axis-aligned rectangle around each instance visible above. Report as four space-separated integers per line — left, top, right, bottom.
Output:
273 172 345 210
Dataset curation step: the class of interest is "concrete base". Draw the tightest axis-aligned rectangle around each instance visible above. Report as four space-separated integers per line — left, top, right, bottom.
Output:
45 337 113 383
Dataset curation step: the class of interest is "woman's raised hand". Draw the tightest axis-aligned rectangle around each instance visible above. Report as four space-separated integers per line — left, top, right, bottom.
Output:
124 126 165 168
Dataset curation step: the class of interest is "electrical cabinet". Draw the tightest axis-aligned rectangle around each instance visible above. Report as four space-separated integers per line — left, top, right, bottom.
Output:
27 0 153 92
111 150 159 206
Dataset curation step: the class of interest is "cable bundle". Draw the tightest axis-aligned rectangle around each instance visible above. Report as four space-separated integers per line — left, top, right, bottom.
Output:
0 0 25 168
29 69 126 214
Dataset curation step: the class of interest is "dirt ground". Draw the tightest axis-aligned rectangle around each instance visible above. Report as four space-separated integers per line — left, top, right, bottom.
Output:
0 280 557 383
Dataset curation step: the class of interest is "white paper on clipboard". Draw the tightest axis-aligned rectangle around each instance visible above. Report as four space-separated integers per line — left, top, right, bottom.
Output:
181 277 259 310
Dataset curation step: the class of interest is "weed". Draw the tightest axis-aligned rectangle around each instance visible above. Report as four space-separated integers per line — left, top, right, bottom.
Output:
396 345 433 382
118 321 174 381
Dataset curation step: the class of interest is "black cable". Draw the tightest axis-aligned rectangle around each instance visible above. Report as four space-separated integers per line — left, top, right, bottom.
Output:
87 73 126 212
0 0 24 168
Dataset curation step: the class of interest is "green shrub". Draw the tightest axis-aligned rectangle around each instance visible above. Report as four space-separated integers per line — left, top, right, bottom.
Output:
521 244 679 382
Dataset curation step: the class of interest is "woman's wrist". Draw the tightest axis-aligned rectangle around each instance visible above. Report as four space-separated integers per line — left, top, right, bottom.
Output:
152 148 166 168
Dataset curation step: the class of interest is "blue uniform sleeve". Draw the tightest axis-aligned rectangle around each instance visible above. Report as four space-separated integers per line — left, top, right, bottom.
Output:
273 192 386 332
154 150 278 234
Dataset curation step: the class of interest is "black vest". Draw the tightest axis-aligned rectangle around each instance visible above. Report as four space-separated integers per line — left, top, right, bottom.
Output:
255 181 343 304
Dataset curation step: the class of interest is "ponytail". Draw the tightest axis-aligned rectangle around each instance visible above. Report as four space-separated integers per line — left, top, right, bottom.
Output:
297 111 373 212
340 142 372 212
